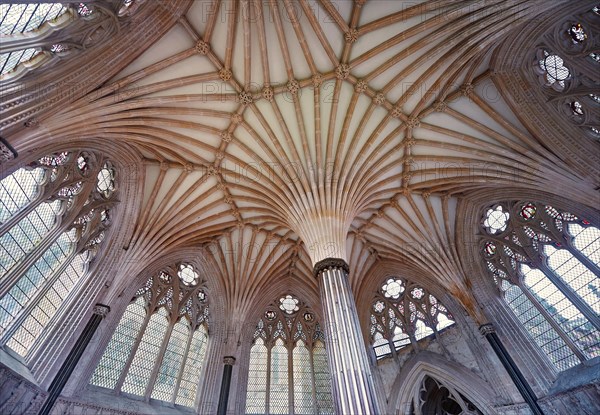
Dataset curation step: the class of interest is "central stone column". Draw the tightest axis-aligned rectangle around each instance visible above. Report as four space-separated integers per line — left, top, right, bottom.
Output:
314 258 381 414
290 211 381 413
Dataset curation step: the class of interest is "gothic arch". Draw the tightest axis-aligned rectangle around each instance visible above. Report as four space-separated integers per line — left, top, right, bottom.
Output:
457 188 600 392
234 281 327 415
65 246 225 411
457 187 600 309
356 260 471 353
388 351 498 415
0 141 145 388
491 0 600 185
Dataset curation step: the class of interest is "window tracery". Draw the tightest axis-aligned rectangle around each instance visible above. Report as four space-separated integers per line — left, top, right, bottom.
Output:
0 151 117 357
409 376 483 415
90 262 209 408
481 201 600 372
0 1 137 82
245 295 334 415
369 277 455 360
532 6 599 140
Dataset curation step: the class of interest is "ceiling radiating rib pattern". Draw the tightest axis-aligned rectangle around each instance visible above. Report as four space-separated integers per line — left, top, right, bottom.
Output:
14 0 585 319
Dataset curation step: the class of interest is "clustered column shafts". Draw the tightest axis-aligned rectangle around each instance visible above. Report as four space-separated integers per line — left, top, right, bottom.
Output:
38 304 110 415
479 323 544 415
314 258 382 415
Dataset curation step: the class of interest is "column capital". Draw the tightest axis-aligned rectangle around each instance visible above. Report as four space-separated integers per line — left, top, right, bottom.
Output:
313 258 349 278
93 304 110 317
223 356 236 365
478 323 495 336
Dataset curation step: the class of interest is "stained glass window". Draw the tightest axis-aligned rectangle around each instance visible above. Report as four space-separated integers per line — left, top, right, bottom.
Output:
0 151 116 357
481 201 600 372
245 295 334 415
370 277 455 359
90 263 210 408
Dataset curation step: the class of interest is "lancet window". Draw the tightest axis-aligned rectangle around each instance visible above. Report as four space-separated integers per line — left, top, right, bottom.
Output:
481 201 600 372
0 151 116 358
89 263 210 408
245 295 335 415
369 277 455 359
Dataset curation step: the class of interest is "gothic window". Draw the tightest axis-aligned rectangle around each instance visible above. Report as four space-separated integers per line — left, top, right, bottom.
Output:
0 2 133 82
245 295 334 415
409 376 483 415
532 6 599 140
369 277 455 359
0 151 116 357
481 201 600 372
90 263 209 408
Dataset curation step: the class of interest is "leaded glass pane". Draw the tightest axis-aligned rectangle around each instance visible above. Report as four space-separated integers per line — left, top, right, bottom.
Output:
503 279 579 372
0 3 66 35
6 252 86 356
90 297 146 389
569 224 600 266
151 319 188 402
0 167 45 222
293 341 312 414
246 339 268 415
121 308 169 396
175 325 207 407
522 265 600 362
544 245 600 314
313 341 334 415
0 228 76 337
373 332 391 358
0 200 61 277
269 339 289 414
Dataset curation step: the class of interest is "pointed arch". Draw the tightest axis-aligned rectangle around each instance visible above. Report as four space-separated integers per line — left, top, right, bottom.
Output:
388 351 498 415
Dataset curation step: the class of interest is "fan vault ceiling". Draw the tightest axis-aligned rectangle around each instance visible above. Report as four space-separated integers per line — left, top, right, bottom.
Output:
4 0 598 323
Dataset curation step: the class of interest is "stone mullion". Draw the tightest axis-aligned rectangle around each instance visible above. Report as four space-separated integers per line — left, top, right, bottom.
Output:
144 321 175 400
170 325 194 404
0 248 78 346
309 345 317 414
288 343 294 415
519 282 587 362
383 298 400 360
114 305 153 393
265 344 272 414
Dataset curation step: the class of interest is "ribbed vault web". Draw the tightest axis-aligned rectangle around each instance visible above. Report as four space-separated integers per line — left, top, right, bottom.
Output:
16 0 596 318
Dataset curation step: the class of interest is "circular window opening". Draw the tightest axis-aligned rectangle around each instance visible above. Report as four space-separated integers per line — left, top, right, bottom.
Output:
178 264 199 287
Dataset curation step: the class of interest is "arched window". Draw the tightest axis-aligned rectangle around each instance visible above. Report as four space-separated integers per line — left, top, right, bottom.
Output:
245 294 334 415
0 151 116 358
481 201 600 372
90 263 209 408
369 277 455 359
0 1 132 82
532 5 599 140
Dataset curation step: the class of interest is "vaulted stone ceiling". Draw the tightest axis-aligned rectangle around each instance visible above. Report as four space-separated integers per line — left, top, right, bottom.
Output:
11 0 595 321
